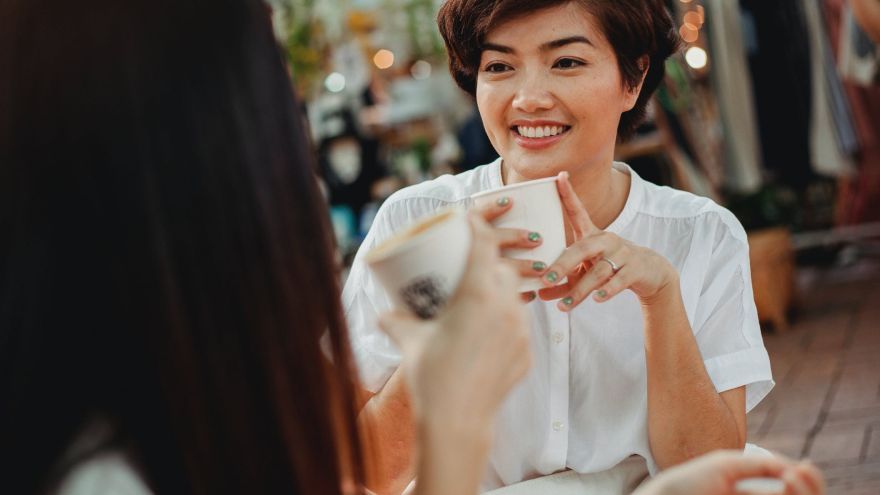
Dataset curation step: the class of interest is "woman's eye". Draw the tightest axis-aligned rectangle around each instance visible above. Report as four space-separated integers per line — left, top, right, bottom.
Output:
554 58 585 69
484 62 511 73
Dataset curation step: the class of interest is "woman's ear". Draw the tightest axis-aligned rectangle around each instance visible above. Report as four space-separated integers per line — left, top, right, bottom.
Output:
623 55 651 111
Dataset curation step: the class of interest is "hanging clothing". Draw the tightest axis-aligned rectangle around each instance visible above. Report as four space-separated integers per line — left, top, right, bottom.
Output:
824 0 880 224
804 0 857 178
704 0 764 194
838 5 880 85
740 0 816 190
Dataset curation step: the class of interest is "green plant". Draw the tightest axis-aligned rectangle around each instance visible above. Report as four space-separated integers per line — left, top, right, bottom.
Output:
724 184 798 232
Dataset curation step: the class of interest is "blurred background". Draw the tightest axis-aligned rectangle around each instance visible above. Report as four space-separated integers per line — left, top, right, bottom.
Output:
269 0 880 492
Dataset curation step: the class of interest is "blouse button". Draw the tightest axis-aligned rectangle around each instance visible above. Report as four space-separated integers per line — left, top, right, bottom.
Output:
552 332 564 344
552 421 565 431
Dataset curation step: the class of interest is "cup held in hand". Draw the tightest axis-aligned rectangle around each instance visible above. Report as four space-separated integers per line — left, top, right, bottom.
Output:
470 177 566 292
366 208 471 319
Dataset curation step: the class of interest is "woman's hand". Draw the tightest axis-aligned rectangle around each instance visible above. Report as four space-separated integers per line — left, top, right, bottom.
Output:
376 214 531 495
474 196 548 302
537 172 678 310
377 213 532 433
635 450 825 495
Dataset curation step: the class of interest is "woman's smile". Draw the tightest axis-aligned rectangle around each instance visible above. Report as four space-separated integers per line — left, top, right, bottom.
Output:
510 120 572 150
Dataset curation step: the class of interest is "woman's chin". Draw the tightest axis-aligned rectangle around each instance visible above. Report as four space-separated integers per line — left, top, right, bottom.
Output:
502 158 569 182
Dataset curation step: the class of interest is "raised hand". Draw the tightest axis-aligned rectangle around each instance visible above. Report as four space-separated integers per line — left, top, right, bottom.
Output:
537 171 678 310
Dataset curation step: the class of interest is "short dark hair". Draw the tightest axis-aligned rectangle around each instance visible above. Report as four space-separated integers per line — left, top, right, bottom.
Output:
437 0 680 140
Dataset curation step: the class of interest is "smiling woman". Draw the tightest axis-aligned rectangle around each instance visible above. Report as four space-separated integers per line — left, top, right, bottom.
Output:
345 1 776 493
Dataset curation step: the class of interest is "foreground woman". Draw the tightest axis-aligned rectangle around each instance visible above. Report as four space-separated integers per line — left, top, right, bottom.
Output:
0 0 528 493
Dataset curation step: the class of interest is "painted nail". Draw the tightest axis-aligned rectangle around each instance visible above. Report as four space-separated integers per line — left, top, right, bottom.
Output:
562 297 574 306
525 291 537 302
545 271 559 283
532 261 547 272
496 196 510 206
528 232 542 242
597 290 607 298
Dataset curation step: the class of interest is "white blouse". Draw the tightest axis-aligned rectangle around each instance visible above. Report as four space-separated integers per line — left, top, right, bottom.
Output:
343 159 774 491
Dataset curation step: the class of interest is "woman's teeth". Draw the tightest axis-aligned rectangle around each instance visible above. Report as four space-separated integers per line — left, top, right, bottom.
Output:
516 125 566 138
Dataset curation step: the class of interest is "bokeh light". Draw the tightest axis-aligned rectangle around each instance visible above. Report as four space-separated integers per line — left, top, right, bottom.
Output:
373 49 395 69
685 46 708 69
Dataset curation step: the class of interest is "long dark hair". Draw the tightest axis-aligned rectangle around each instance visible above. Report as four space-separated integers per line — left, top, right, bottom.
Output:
0 0 365 493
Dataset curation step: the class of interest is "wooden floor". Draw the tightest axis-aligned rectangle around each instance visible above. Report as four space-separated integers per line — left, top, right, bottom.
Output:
747 259 880 494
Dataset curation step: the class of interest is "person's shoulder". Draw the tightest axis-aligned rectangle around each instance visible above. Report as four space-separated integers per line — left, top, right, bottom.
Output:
383 162 495 210
374 161 498 227
636 179 747 244
54 451 152 495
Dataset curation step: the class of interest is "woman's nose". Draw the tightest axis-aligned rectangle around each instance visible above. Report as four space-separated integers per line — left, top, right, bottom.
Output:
512 74 554 113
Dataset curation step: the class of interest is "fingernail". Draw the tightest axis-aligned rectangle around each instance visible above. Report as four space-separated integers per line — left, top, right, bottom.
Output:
562 297 574 306
597 289 607 299
545 271 559 283
528 232 541 243
525 291 537 302
532 261 546 272
496 196 510 206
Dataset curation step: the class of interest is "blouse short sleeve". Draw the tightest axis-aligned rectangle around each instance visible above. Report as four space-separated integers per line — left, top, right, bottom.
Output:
689 210 774 412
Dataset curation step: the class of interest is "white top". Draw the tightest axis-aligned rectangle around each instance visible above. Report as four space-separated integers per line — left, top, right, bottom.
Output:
55 453 152 495
343 159 774 491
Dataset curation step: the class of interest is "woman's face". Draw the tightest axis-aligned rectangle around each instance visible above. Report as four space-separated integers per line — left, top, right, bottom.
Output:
476 2 641 180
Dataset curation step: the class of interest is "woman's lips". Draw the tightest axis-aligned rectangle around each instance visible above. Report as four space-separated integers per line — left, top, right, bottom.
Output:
511 126 570 150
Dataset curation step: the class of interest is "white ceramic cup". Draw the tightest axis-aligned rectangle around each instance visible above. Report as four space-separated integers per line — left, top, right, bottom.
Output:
365 208 471 319
470 177 566 292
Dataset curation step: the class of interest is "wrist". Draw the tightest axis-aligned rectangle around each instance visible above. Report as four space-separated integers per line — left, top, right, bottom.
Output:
415 419 493 495
418 415 493 453
640 270 680 308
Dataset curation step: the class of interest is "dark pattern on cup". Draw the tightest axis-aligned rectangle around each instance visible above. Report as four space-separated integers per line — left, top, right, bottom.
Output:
400 274 449 319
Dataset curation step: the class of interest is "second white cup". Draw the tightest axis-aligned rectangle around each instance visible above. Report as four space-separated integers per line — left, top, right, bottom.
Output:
470 177 566 292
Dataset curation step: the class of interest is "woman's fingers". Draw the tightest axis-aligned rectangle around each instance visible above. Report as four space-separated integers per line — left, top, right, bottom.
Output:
504 257 550 278
708 451 787 480
537 279 577 301
556 171 597 239
555 259 621 310
786 462 824 495
495 227 544 250
541 232 619 287
520 291 537 303
782 466 814 495
592 265 632 302
473 194 514 223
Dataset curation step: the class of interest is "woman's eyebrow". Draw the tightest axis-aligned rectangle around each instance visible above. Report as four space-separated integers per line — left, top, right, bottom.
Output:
482 42 514 54
541 35 593 50
482 35 593 55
